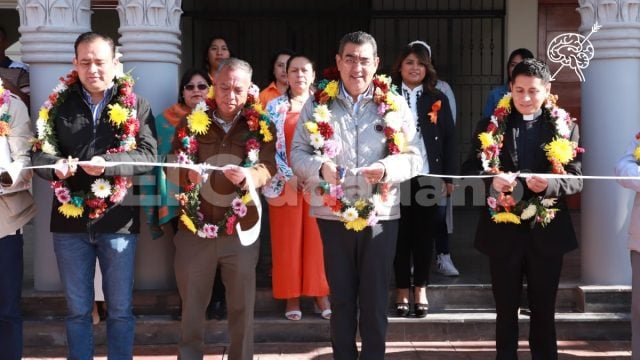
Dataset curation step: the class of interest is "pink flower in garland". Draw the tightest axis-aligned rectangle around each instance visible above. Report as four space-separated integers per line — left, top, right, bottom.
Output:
323 140 341 158
1 88 9 104
109 188 126 203
366 212 379 226
236 205 247 218
203 224 218 238
121 93 137 108
329 184 344 198
124 118 140 136
55 187 71 203
487 196 497 209
377 102 389 116
119 82 133 96
231 198 244 212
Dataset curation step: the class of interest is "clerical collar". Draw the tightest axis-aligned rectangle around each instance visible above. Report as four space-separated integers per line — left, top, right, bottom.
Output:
522 109 543 121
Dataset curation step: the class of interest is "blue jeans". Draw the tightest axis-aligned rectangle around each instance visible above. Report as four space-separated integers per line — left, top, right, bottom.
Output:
0 232 23 360
53 233 137 360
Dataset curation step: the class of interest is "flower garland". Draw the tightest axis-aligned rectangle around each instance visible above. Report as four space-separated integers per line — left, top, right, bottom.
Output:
304 74 405 231
633 132 640 162
477 93 583 227
34 71 140 219
175 88 273 239
0 79 11 137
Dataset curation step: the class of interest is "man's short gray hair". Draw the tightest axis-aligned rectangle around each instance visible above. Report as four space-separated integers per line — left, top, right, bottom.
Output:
216 57 253 78
338 31 377 57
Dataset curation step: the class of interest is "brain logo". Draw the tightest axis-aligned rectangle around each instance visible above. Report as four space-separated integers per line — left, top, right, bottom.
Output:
546 22 601 82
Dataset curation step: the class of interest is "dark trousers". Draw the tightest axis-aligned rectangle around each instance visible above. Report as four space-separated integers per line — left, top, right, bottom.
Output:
434 204 450 254
489 239 563 360
317 219 398 360
0 232 23 360
395 177 438 288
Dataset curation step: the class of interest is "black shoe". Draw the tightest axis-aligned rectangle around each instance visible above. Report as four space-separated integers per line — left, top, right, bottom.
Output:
207 300 227 320
414 303 429 318
395 303 410 317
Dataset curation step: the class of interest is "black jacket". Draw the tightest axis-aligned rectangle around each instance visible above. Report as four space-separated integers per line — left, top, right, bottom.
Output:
461 106 582 258
415 89 458 180
32 81 157 234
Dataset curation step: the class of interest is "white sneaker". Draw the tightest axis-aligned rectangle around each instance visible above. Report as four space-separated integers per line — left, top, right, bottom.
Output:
436 253 460 276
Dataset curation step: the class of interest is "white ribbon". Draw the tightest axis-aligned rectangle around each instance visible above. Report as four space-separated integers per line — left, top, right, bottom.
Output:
26 160 263 246
23 159 640 181
22 159 640 246
236 167 261 246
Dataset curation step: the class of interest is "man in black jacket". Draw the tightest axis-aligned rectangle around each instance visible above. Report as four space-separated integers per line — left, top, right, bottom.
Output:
31 32 156 359
462 59 582 359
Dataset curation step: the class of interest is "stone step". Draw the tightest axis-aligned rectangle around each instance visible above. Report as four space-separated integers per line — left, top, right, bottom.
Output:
23 284 629 317
23 311 630 348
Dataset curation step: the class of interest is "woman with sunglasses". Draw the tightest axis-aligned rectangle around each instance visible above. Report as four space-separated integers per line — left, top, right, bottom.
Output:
143 68 212 236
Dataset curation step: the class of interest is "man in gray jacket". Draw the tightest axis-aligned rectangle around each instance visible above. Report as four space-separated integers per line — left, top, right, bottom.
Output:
290 31 422 359
0 78 36 360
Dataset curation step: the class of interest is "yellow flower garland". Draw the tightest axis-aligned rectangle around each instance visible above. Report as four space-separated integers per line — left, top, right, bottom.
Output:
479 93 583 227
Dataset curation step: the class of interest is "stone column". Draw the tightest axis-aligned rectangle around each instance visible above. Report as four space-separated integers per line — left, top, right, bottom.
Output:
117 0 182 290
17 0 92 291
578 0 640 284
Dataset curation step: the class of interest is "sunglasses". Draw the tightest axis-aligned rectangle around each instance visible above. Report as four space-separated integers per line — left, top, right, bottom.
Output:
184 83 209 91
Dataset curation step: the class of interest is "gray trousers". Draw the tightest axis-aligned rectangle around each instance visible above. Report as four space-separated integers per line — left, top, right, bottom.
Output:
632 251 640 359
317 219 398 360
174 230 259 360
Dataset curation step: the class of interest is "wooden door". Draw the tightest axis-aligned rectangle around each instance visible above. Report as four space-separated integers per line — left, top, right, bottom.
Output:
538 0 581 208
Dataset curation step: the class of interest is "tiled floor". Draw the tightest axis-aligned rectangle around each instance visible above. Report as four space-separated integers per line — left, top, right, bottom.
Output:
22 340 631 359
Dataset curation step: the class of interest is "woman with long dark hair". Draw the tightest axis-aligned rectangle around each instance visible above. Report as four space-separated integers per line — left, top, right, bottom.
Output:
391 42 457 318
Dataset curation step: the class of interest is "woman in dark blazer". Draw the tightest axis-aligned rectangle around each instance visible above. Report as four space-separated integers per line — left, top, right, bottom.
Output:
391 42 457 317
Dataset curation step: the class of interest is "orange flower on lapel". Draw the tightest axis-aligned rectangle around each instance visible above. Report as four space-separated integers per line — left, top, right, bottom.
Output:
428 100 441 124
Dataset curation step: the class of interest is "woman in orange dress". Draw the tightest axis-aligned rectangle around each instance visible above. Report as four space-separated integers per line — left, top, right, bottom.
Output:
263 54 330 321
259 49 294 106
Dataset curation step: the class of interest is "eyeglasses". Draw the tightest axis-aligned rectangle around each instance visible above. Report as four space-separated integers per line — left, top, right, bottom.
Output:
184 83 209 91
343 56 373 67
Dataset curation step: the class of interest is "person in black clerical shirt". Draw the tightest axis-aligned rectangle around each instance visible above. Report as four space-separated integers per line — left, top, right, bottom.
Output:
462 58 583 360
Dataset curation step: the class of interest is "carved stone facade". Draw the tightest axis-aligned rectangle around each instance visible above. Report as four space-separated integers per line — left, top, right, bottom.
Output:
578 0 640 27
578 0 640 58
17 0 91 64
116 0 182 64
17 0 91 27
